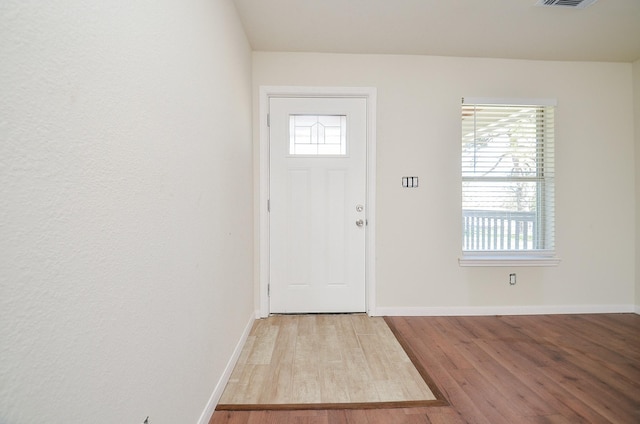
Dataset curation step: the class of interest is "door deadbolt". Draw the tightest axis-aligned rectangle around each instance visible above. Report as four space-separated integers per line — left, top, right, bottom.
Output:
356 204 364 212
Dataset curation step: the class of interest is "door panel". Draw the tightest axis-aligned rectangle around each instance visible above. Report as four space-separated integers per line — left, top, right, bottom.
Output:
269 97 367 313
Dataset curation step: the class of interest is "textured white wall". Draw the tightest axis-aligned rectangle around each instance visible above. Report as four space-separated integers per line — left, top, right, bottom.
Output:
253 52 635 313
0 1 253 423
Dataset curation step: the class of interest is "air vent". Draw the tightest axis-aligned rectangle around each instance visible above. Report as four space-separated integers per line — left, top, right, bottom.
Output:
535 0 598 8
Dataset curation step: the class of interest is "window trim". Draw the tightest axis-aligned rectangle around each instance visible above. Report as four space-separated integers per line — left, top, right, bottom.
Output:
459 251 561 267
459 97 559 267
462 97 557 107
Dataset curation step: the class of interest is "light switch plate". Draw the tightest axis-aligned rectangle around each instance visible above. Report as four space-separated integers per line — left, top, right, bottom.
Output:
402 176 419 188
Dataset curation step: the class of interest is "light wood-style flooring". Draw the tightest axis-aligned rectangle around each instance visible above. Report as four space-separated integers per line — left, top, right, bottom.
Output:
210 313 640 423
217 314 438 409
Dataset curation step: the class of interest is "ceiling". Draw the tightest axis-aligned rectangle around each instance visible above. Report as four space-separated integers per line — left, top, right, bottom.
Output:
232 0 640 62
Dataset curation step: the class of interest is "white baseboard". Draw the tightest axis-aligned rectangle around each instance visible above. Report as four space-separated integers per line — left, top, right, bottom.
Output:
197 311 256 424
376 304 636 317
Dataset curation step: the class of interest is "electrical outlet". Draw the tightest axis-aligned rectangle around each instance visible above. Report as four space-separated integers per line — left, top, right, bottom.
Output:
509 273 516 285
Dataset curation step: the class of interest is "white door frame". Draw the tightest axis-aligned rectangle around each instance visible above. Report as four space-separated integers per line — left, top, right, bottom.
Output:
259 86 377 318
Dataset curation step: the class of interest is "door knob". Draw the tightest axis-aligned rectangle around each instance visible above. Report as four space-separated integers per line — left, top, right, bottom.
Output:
355 219 365 227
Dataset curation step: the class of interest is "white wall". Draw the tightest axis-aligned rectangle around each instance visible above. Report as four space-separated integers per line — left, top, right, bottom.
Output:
634 58 640 311
254 52 635 314
0 1 253 423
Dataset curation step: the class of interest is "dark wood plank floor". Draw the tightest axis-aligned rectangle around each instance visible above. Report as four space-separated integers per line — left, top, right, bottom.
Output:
209 314 640 424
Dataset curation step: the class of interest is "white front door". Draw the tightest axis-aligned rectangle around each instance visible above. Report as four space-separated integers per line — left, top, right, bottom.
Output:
269 97 367 313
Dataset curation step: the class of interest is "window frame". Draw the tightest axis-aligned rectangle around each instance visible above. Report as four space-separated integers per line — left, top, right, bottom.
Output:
458 97 560 267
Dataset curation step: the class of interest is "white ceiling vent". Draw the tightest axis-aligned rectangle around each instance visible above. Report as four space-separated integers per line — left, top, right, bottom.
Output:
535 0 599 8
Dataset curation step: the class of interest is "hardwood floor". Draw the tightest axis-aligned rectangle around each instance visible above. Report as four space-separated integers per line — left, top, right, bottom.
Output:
210 314 640 424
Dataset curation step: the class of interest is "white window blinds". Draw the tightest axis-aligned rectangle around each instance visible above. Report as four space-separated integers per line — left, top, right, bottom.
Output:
461 98 555 254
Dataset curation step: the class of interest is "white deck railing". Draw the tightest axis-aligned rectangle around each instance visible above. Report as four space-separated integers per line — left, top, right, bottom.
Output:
463 209 537 250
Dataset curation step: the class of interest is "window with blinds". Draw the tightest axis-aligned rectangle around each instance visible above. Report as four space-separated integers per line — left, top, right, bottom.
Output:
461 98 555 255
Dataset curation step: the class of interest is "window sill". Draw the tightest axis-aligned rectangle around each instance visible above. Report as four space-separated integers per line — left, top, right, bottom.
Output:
459 254 561 267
